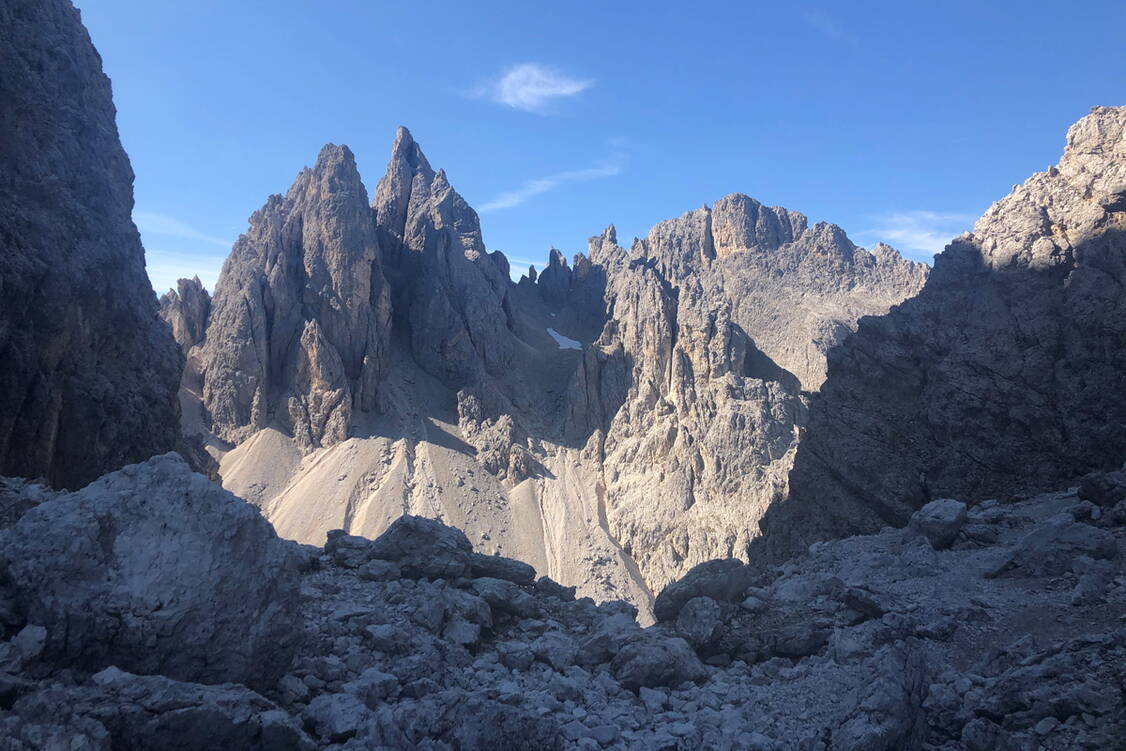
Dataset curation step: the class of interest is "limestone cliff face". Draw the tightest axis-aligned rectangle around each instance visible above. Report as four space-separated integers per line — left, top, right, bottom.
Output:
159 276 211 353
197 144 391 450
634 194 929 390
0 0 181 489
571 229 806 593
374 127 516 388
760 105 1126 562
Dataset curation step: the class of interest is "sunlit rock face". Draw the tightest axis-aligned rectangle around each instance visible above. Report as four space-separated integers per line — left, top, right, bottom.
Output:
182 126 926 613
197 144 392 450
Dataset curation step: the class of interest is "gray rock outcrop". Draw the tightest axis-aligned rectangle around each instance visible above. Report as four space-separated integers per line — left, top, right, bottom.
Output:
373 126 515 386
0 0 182 489
762 106 1126 562
635 193 929 390
0 453 302 690
197 144 391 448
158 276 211 353
5 474 1122 750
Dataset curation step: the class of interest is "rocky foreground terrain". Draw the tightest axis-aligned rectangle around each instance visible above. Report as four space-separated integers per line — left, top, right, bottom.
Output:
0 454 1123 749
2 0 1125 748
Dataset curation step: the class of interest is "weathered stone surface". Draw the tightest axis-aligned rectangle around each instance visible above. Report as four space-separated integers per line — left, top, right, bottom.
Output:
654 559 756 622
4 667 313 751
908 499 968 550
675 597 723 649
367 514 473 580
158 276 211 353
198 143 391 448
1078 470 1126 508
0 0 182 489
469 551 536 585
988 515 1116 578
766 106 1126 562
0 454 301 689
610 634 707 690
4 474 1124 751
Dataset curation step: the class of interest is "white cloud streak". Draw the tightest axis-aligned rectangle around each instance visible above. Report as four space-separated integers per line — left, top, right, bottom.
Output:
857 211 976 261
477 63 592 114
800 9 860 47
145 249 225 295
480 156 624 213
134 210 232 248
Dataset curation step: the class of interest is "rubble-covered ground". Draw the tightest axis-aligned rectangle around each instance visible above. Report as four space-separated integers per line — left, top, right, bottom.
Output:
1 456 1123 750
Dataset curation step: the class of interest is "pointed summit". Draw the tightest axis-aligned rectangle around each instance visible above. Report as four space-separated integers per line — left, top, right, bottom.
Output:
197 143 390 448
373 126 484 257
370 126 513 386
375 127 434 235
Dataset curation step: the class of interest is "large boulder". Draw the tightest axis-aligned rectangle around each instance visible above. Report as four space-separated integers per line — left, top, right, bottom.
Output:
4 667 311 751
988 515 1116 578
908 499 967 550
0 454 301 689
611 633 708 690
654 559 756 622
368 515 473 580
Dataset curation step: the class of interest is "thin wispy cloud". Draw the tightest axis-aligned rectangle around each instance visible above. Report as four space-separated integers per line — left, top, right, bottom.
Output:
134 210 232 248
145 249 225 295
504 256 544 282
473 63 592 114
479 155 624 212
800 9 860 47
857 211 976 262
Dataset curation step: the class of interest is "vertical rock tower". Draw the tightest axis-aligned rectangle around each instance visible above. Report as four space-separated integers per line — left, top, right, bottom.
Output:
0 0 182 488
198 145 392 450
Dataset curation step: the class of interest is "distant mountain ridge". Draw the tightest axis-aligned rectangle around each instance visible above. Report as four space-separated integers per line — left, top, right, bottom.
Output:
164 128 927 615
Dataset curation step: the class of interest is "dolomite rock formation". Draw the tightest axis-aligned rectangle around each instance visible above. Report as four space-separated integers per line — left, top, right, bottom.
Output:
0 0 181 489
0 454 302 690
373 126 516 387
188 126 929 613
634 194 929 390
197 144 391 448
566 229 807 595
760 105 1126 562
6 4 1126 748
158 276 211 353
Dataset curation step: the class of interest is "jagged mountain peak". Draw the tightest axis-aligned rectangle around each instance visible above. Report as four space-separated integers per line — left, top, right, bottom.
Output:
159 276 211 353
374 126 434 235
958 105 1126 273
197 141 391 448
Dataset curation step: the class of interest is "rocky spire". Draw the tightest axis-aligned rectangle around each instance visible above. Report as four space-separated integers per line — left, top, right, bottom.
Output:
198 144 391 450
0 0 182 488
536 248 572 307
159 276 211 353
759 105 1126 563
372 127 514 385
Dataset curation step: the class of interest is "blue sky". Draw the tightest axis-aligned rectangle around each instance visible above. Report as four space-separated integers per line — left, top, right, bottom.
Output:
74 1 1125 293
